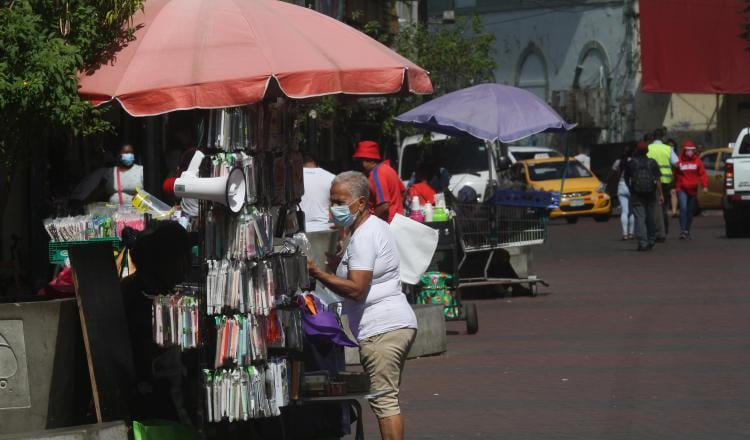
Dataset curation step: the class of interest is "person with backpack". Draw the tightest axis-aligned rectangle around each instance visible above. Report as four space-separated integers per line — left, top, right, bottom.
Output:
674 140 708 240
625 141 664 251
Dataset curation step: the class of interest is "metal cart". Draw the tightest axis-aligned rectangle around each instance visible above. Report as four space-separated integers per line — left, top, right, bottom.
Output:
452 201 550 296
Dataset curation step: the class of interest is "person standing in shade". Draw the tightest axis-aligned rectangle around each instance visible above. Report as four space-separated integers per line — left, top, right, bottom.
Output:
353 140 405 223
72 142 144 206
300 153 336 232
625 141 664 251
674 141 708 239
612 146 635 240
647 128 678 241
307 171 417 440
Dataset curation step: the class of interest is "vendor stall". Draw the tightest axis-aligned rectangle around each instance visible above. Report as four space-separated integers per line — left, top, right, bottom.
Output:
60 1 435 439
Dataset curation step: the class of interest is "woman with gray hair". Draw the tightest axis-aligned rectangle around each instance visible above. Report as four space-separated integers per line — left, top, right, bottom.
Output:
307 170 417 440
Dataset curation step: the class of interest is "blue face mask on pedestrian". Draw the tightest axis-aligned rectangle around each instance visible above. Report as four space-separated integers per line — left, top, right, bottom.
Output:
330 200 360 227
120 153 135 167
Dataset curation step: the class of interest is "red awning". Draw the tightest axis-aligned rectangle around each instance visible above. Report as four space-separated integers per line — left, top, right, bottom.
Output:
640 0 750 94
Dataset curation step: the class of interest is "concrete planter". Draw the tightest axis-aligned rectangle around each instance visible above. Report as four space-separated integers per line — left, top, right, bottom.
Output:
345 304 447 365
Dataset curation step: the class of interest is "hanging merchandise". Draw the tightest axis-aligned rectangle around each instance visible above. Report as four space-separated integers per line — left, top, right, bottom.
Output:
241 154 259 205
152 294 200 350
203 358 289 423
272 154 288 206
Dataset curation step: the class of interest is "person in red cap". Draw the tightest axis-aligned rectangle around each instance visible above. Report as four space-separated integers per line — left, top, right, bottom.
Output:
674 140 708 240
625 141 663 251
353 140 405 223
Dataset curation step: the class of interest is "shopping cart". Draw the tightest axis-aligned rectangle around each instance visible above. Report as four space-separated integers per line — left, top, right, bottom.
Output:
452 190 555 296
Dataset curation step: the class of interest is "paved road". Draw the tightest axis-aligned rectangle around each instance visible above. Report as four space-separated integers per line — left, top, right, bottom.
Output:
353 213 750 439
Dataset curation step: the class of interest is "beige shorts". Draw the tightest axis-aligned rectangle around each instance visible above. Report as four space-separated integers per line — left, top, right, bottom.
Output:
359 327 417 419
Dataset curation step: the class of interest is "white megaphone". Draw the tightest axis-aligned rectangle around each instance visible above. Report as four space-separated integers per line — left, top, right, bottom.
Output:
173 151 247 213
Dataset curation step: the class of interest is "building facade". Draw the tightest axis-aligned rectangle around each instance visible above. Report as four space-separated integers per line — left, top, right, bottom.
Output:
426 0 731 149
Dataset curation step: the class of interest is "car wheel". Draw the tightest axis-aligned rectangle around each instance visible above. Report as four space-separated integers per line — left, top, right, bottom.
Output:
593 214 610 223
565 217 579 224
724 210 742 238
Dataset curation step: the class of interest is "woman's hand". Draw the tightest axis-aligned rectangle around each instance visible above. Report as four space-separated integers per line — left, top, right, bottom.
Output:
307 257 322 279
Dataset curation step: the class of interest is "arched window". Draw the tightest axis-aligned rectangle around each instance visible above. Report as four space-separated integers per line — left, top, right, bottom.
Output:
515 43 549 102
575 42 611 90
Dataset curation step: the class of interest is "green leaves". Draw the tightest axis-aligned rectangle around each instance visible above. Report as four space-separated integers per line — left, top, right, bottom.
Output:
0 0 142 179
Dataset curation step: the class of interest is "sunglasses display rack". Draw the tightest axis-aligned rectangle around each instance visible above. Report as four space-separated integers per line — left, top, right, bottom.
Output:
194 101 309 427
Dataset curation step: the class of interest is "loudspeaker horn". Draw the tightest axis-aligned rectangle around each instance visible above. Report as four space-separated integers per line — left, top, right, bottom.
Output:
173 167 246 213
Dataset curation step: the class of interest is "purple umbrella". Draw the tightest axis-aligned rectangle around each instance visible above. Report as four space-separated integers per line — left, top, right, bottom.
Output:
395 83 575 143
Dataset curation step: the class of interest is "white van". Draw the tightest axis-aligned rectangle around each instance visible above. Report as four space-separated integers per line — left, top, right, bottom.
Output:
398 133 561 201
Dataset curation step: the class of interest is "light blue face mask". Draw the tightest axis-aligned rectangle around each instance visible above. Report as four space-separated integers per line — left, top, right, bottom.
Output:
330 200 360 227
120 153 135 167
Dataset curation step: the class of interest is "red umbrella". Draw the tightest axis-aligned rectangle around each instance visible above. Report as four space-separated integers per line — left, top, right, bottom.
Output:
78 0 433 116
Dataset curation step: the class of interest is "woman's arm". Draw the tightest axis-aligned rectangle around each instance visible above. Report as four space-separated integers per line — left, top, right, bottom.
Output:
308 259 372 302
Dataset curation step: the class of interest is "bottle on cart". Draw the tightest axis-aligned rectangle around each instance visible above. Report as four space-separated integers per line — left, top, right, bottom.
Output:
409 196 424 223
423 202 433 222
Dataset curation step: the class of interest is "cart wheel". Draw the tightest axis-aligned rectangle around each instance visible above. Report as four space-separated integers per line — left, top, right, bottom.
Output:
465 303 479 335
530 283 538 297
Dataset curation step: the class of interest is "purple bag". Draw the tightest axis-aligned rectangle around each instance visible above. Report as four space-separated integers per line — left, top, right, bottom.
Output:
298 294 358 347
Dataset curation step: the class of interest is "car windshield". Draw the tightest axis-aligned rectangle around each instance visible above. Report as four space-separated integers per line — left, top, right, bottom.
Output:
400 137 489 180
527 161 592 181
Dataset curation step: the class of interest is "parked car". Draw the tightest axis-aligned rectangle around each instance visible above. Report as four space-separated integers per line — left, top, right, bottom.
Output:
697 147 733 210
723 128 750 237
512 157 611 223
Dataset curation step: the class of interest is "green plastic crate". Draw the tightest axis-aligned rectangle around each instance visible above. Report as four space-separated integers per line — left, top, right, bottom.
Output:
48 237 122 264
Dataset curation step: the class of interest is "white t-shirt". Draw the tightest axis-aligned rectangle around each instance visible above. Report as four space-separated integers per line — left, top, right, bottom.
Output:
300 167 335 232
337 216 417 341
575 154 591 170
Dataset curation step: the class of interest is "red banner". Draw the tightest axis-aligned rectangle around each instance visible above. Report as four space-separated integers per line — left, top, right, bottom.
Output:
641 0 750 94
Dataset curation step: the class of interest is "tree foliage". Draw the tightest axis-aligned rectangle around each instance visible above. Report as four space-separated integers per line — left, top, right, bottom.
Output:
0 0 142 192
311 15 496 152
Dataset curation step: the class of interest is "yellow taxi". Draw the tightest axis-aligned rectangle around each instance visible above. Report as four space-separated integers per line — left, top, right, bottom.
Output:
697 147 733 210
513 157 612 224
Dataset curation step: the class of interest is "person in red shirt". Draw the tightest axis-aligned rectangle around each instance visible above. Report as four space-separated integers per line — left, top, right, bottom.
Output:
353 140 405 223
674 140 708 240
407 162 436 206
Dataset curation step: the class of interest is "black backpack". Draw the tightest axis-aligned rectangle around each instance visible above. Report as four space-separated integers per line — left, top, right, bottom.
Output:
628 156 657 195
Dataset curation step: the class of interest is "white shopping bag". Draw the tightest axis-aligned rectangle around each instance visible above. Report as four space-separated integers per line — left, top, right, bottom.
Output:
389 214 439 285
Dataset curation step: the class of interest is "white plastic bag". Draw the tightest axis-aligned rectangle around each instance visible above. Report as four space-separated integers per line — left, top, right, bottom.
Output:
389 214 439 285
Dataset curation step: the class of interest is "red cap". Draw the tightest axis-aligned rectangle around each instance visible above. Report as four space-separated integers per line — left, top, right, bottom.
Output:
682 140 696 149
353 140 381 161
636 141 649 151
162 177 176 198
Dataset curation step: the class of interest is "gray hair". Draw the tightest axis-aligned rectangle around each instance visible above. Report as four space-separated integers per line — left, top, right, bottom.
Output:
332 171 370 200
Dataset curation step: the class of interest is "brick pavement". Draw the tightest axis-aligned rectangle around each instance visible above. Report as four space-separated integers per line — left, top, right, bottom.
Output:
348 214 750 439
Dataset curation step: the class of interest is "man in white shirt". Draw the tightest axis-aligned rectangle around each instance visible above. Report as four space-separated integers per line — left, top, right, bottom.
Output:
574 146 591 170
300 154 335 232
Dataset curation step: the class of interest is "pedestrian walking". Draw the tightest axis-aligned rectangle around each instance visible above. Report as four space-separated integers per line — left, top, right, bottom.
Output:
666 138 680 217
647 128 678 240
625 141 664 251
612 146 635 240
352 140 405 223
674 141 708 239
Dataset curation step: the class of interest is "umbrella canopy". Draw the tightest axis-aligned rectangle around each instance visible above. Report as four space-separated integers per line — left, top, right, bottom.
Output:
395 84 575 143
78 0 432 116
